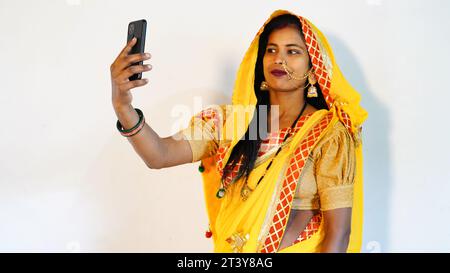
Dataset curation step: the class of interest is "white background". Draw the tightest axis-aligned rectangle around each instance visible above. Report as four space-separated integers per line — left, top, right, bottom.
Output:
1 0 449 252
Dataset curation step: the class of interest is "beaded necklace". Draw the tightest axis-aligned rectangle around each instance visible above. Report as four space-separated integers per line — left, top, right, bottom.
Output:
240 101 308 201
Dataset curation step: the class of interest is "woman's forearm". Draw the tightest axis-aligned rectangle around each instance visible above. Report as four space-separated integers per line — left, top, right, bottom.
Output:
320 208 352 253
114 104 166 169
320 232 350 253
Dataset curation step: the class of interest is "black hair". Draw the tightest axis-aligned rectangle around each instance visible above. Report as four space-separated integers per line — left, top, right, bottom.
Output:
221 14 328 184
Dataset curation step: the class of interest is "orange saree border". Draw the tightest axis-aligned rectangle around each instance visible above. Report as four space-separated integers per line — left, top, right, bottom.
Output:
258 112 334 253
299 16 354 135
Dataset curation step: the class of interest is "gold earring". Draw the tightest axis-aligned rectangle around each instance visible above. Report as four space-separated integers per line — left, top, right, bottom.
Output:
260 81 269 91
306 71 318 98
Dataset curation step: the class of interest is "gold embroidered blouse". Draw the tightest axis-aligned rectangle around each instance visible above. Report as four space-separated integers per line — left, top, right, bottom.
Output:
179 106 355 211
292 121 356 211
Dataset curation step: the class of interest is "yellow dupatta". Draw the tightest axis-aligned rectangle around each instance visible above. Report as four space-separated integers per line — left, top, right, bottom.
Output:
198 10 368 253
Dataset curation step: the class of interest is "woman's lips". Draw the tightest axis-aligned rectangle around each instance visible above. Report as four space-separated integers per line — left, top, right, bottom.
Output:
270 69 287 77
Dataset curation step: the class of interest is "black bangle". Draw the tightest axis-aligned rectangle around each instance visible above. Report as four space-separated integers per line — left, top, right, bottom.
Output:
116 108 144 133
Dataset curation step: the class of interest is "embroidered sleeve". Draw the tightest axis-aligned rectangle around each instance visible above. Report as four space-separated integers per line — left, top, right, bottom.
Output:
314 122 356 211
179 105 226 162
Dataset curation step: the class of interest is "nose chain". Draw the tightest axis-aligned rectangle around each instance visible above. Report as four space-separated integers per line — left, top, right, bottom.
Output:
276 60 313 81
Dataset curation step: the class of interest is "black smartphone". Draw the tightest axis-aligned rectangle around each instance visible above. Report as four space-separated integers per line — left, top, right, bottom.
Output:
127 19 147 81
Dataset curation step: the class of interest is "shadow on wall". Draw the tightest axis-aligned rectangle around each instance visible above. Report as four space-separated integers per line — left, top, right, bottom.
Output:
327 34 392 253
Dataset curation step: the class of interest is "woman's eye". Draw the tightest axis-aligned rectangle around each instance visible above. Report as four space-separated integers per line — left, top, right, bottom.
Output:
289 50 301 55
267 48 276 53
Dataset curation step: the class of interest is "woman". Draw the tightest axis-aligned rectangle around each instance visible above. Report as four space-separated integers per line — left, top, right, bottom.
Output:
110 10 367 253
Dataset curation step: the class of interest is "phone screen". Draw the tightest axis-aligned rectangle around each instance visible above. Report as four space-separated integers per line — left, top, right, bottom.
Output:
127 19 147 81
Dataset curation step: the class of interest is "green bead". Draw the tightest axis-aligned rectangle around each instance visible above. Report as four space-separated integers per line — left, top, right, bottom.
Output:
216 188 226 199
198 165 205 173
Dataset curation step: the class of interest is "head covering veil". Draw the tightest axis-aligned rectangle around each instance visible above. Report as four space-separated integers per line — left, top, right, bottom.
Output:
199 10 367 253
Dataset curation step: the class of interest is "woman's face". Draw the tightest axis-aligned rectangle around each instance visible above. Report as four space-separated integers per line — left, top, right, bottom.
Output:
263 25 311 92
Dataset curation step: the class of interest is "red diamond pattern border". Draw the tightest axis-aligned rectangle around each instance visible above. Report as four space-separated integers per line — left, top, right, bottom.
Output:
259 112 333 253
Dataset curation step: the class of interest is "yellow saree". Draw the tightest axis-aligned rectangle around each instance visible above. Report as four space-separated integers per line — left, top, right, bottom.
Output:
181 10 367 253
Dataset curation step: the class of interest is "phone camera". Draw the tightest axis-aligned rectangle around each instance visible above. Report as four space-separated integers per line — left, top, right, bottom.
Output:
129 24 135 35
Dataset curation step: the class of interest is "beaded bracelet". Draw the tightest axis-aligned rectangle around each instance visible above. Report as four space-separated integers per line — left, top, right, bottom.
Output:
116 108 145 137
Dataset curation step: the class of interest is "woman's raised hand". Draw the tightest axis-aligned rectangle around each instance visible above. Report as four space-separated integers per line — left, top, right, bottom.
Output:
110 37 152 110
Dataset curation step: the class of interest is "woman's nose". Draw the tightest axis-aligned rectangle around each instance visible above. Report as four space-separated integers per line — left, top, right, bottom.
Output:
274 53 285 65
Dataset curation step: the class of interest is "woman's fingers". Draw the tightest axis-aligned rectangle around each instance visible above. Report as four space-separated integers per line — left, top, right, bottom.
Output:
110 38 152 95
123 52 151 69
111 36 151 74
118 37 137 58
112 52 151 76
126 52 152 62
117 64 152 82
111 37 137 69
110 38 151 109
118 78 149 91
